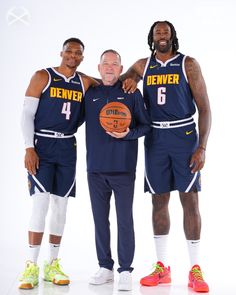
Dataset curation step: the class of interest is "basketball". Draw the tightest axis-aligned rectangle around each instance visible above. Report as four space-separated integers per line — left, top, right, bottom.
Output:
99 101 132 132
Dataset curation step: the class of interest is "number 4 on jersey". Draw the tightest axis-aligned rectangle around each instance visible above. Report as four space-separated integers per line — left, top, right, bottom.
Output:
61 102 71 120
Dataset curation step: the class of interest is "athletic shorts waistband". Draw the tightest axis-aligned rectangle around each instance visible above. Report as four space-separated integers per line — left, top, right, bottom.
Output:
35 129 74 138
151 117 194 129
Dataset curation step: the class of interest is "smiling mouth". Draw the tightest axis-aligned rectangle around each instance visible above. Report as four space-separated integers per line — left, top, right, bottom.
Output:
159 41 167 46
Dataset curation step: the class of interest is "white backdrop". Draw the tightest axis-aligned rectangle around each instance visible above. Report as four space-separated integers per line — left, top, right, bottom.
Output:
1 0 236 293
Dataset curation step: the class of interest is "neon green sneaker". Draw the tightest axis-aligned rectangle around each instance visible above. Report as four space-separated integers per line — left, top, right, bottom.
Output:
44 258 70 285
19 261 39 289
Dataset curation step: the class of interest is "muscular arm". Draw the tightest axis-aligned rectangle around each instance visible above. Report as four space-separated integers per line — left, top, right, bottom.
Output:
23 70 49 175
185 56 212 172
120 58 147 92
121 58 147 81
25 69 49 97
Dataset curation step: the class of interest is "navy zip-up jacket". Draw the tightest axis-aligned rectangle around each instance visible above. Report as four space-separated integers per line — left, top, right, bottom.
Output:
84 80 151 173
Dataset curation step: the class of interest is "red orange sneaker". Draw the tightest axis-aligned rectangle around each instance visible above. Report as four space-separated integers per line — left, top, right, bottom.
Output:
140 261 171 286
188 265 209 293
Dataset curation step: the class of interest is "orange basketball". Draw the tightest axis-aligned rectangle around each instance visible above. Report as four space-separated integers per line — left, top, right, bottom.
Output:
99 102 132 132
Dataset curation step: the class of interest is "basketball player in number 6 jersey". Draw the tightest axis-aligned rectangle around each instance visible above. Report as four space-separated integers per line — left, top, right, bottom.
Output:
123 21 211 293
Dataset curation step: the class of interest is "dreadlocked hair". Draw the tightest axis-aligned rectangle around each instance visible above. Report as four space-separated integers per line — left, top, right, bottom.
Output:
147 21 179 55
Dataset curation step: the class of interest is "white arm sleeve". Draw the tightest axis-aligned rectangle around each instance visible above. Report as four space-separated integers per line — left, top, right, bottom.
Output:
21 96 40 148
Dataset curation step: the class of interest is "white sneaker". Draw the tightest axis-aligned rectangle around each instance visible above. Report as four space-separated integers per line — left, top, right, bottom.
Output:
89 267 114 285
118 271 132 291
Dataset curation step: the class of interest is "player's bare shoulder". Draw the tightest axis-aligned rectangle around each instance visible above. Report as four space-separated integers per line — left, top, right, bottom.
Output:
25 69 49 97
184 56 202 81
32 69 49 82
184 55 207 101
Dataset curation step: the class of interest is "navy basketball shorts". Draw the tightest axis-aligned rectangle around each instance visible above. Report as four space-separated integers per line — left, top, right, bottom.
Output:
144 123 201 194
28 135 77 197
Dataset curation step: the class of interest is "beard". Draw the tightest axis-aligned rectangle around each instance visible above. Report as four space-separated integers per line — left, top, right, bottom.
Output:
154 40 172 53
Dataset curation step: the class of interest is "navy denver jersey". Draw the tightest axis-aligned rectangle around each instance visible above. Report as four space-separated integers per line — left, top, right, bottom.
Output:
143 53 201 194
35 67 85 134
143 53 196 121
84 80 150 173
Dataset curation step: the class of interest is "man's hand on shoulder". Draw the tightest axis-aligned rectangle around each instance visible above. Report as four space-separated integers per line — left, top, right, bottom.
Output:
122 78 137 94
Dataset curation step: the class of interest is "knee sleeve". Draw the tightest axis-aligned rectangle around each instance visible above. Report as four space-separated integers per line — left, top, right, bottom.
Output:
29 192 50 232
49 194 68 236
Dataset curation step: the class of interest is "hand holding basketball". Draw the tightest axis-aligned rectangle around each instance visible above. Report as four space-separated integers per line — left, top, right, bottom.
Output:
99 102 131 133
106 127 130 138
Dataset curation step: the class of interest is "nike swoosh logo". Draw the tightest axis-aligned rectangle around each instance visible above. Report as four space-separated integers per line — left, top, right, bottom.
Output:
150 65 158 69
93 98 101 102
117 97 124 100
53 78 62 82
186 130 193 135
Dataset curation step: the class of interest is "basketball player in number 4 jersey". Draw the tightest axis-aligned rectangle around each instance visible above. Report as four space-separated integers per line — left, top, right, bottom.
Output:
19 38 98 290
123 21 211 292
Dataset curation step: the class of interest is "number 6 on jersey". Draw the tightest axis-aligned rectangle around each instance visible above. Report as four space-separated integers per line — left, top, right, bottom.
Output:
157 87 166 105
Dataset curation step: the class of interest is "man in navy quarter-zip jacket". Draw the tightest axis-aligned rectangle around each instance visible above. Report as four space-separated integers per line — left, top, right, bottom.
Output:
83 49 150 291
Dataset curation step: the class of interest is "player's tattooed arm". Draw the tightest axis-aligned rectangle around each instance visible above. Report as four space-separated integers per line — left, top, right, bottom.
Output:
120 58 147 93
185 56 211 173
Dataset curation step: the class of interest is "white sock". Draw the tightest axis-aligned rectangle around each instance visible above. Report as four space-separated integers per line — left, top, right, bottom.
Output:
48 243 60 263
28 244 40 264
154 235 169 266
186 239 200 267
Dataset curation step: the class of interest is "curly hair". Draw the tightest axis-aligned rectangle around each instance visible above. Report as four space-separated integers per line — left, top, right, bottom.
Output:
147 21 179 55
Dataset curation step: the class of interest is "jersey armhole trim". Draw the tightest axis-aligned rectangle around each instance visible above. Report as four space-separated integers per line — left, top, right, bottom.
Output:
42 68 51 93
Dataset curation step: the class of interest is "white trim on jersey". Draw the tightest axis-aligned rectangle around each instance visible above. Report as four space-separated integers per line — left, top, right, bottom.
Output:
42 69 51 93
32 175 47 193
155 53 180 67
185 172 198 193
145 171 155 194
64 177 76 198
35 129 74 138
77 73 85 96
151 121 194 129
182 55 188 83
151 117 194 129
142 57 151 79
152 116 193 124
51 67 76 83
